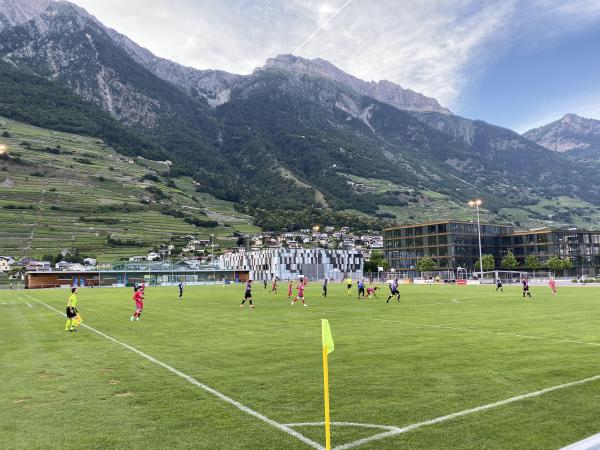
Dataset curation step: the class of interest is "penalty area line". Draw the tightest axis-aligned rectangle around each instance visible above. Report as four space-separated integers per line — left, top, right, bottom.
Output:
334 374 600 450
26 294 324 450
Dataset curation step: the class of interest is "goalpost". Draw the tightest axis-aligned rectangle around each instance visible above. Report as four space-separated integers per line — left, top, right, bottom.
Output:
480 270 527 285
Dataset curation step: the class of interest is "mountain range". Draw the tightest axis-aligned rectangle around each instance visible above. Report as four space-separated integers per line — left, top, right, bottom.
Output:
524 113 600 160
2 0 600 235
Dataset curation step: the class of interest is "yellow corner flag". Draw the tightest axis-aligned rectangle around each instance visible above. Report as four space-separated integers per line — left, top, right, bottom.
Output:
322 319 334 354
321 319 334 449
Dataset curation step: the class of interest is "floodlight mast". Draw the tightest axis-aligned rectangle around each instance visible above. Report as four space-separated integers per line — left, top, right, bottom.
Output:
468 199 484 280
211 233 215 284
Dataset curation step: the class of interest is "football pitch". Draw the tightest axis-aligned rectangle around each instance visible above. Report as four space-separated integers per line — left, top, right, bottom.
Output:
3 283 600 449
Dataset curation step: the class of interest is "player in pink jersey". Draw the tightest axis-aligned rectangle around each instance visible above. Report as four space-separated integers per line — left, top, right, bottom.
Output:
291 280 308 307
287 280 293 299
549 277 557 295
130 286 144 321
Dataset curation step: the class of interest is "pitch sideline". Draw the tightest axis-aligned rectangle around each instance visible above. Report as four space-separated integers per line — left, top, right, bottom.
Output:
26 294 324 450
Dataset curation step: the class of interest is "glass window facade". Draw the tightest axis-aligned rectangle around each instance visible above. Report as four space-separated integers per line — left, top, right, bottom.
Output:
384 221 600 275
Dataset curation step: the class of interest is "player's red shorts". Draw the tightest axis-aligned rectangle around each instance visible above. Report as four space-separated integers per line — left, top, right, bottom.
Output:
135 301 144 310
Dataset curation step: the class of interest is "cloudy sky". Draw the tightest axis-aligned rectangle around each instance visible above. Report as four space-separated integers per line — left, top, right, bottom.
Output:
71 0 600 132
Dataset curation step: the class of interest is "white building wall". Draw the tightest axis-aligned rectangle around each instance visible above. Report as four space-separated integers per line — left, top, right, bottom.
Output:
218 248 363 281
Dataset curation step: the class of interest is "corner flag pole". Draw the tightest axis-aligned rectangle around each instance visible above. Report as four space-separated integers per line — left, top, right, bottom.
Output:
321 319 334 450
323 344 331 450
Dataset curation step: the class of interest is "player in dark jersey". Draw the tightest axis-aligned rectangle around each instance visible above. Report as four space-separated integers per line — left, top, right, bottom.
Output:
357 280 366 299
387 279 401 303
522 277 532 298
496 279 503 292
178 281 184 300
322 278 328 298
241 280 254 309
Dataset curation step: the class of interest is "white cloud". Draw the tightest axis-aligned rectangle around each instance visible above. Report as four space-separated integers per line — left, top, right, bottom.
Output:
69 0 600 110
294 0 516 106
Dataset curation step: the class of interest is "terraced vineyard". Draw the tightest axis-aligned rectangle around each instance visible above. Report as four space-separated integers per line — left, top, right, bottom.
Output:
0 117 258 261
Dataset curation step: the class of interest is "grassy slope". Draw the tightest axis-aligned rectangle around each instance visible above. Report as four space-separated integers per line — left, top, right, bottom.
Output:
3 283 600 449
0 117 258 261
346 173 600 229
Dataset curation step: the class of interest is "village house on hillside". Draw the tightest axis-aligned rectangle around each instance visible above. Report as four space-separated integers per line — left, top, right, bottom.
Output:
0 255 13 272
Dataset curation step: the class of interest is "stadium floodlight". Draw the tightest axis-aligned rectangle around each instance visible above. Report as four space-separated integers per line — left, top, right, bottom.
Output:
210 234 216 283
468 199 484 280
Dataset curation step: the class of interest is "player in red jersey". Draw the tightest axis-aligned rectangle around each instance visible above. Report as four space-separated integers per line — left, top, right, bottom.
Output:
269 277 278 294
549 277 557 295
131 286 144 321
287 280 293 299
292 279 308 307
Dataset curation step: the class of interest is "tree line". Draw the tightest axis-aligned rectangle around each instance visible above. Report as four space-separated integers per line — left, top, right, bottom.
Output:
412 251 575 274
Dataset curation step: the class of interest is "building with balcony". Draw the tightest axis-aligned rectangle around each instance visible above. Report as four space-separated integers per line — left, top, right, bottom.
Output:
507 228 600 274
384 221 600 275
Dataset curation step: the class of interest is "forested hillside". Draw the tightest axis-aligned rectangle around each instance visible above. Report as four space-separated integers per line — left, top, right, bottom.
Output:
2 0 600 237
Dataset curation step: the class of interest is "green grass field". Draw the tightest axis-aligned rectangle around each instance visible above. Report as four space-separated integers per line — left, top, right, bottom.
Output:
3 283 600 449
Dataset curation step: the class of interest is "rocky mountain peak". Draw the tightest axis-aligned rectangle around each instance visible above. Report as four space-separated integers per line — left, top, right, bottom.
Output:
562 113 581 123
264 53 350 81
523 113 600 157
0 0 52 30
262 53 452 115
40 0 98 30
106 26 240 106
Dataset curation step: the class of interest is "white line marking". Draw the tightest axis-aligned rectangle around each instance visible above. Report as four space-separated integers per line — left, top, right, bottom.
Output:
286 422 400 431
334 374 600 449
26 294 324 450
561 431 600 450
452 298 462 304
26 302 32 308
323 312 600 348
